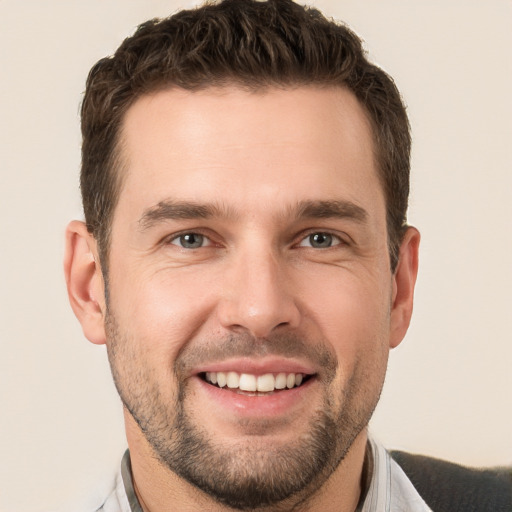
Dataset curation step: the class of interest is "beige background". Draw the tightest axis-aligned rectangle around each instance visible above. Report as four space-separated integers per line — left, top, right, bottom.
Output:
1 1 511 511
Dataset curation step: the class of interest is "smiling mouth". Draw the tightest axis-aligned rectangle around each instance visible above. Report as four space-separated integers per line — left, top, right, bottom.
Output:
200 371 312 395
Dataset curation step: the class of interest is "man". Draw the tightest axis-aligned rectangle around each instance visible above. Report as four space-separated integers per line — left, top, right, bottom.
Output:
63 0 511 510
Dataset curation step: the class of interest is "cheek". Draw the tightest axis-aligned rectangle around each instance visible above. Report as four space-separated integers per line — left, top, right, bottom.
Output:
108 266 221 360
311 278 391 417
297 267 392 377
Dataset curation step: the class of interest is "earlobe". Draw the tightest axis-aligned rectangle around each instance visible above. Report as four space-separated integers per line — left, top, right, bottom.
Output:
389 226 420 349
64 220 107 345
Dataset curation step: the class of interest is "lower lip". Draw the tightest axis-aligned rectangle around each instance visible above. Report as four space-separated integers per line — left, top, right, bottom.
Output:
193 376 316 418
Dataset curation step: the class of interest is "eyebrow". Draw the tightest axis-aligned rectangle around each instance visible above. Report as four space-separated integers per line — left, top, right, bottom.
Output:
293 200 368 223
138 200 230 231
138 198 368 231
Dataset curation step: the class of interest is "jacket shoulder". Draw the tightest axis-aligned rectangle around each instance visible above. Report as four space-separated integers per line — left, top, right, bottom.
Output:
391 450 512 512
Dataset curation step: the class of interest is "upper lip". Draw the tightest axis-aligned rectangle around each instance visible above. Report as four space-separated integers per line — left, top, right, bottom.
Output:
191 357 317 377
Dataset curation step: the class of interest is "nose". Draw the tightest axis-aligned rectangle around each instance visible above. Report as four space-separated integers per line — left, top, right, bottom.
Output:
217 248 301 338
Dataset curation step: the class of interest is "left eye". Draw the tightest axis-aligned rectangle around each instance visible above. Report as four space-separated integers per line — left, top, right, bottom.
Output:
298 232 341 249
170 233 209 249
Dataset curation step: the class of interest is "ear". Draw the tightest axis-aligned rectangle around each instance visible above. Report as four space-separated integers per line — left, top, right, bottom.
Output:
389 226 420 349
64 220 107 345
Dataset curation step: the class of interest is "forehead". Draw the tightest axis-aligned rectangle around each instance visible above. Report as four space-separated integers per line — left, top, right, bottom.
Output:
115 85 383 225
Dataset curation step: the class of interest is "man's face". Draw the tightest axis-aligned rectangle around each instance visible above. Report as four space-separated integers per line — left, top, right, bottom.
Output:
103 86 402 509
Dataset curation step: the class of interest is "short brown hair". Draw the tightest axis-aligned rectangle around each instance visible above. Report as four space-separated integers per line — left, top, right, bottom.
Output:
81 0 411 271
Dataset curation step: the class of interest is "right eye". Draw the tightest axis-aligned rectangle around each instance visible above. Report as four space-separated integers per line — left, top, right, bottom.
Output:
169 233 210 249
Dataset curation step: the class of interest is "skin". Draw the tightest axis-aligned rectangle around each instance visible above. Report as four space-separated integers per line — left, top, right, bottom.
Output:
65 86 419 512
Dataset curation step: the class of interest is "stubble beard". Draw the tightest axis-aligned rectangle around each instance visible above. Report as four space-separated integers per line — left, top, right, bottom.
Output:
105 311 384 511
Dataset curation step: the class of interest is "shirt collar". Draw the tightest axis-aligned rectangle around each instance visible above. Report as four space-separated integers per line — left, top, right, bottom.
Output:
121 450 144 512
360 436 433 512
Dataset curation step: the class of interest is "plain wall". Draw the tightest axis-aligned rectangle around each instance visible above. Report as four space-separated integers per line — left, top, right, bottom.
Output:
0 1 511 510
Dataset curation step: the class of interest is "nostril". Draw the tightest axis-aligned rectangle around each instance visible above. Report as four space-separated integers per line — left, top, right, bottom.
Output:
216 276 301 338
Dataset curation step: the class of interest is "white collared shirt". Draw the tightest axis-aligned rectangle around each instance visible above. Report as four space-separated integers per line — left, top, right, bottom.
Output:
361 436 432 512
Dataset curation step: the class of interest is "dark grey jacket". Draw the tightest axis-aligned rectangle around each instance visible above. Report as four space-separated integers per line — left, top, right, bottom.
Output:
392 451 512 512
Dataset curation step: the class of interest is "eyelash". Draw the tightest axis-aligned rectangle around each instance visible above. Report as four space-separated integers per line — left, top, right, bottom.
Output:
167 231 213 249
165 230 347 250
297 231 345 249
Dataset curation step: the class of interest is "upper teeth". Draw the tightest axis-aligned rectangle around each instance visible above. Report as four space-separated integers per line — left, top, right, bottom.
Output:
204 372 304 392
